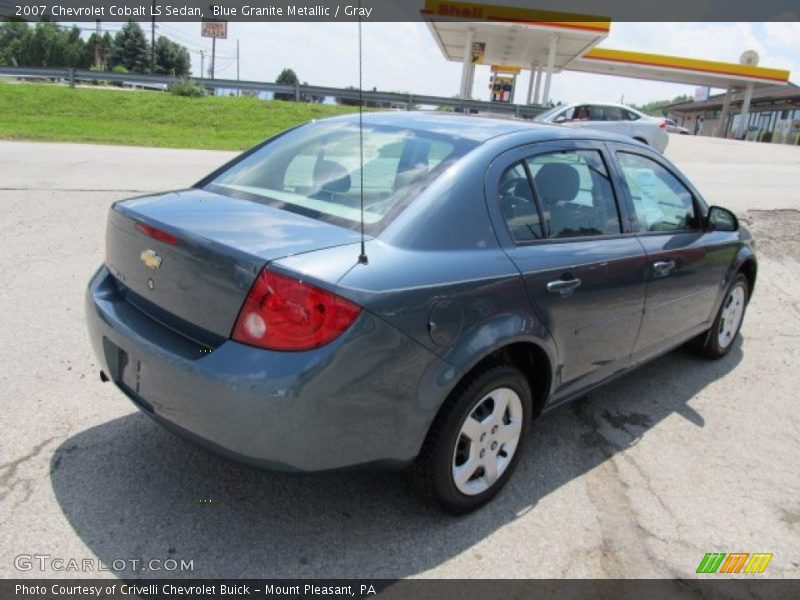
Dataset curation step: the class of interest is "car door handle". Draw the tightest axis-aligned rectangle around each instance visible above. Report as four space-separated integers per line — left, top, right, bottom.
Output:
547 277 582 293
653 260 676 272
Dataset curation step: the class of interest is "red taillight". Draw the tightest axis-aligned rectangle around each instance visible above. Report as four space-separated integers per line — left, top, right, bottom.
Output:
231 269 362 351
659 120 667 129
135 222 179 245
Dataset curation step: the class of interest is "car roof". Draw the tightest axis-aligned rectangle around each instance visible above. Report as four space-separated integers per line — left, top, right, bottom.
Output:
563 102 640 110
319 110 642 145
321 111 533 142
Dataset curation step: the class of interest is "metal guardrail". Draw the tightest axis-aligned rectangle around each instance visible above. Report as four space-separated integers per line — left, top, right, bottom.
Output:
0 66 546 119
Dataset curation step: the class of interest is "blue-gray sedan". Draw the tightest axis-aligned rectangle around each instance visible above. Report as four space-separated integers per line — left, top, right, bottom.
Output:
86 112 755 513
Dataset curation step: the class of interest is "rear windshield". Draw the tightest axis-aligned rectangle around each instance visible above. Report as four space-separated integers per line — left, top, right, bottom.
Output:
204 120 479 234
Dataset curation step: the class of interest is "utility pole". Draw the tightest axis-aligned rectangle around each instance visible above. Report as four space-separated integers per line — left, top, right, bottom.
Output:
150 0 155 73
236 38 240 96
94 20 102 69
200 51 204 80
211 37 216 80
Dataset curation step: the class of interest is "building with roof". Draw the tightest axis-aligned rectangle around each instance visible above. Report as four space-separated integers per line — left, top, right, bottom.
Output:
666 84 800 141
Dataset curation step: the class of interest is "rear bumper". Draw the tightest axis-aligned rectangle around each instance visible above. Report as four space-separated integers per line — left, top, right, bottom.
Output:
85 266 454 472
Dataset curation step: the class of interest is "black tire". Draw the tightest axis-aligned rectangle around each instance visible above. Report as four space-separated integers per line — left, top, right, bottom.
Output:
695 273 750 359
410 363 532 515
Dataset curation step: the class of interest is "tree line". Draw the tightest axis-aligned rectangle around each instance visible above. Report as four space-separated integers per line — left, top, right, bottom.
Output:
0 21 191 76
632 94 693 117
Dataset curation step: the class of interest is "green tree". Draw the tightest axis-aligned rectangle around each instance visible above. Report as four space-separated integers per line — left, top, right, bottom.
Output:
274 68 299 101
1 22 188 75
82 31 114 69
633 94 693 117
58 25 85 68
153 36 191 77
1 22 89 68
109 21 150 73
0 21 30 66
18 23 55 66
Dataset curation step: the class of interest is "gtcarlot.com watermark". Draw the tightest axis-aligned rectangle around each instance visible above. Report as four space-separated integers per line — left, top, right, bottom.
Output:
15 553 194 573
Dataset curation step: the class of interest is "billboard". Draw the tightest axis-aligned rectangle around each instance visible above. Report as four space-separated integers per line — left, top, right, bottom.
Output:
201 20 227 39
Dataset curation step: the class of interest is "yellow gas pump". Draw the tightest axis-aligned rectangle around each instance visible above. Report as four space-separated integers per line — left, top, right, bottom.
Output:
489 65 521 103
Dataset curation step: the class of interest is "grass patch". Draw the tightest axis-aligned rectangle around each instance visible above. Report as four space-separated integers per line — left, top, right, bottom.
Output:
0 81 360 150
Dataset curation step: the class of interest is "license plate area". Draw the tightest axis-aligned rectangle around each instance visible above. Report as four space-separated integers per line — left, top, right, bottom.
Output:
102 337 153 412
102 336 130 383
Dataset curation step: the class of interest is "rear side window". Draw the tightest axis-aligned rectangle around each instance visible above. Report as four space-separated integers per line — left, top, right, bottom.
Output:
526 150 621 239
206 122 477 234
589 106 623 121
617 152 697 232
498 162 542 242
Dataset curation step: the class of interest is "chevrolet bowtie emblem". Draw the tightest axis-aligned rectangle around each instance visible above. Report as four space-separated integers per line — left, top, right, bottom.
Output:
140 249 162 270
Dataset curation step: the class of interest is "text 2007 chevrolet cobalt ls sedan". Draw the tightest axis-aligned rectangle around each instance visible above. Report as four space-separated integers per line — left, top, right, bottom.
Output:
86 112 755 514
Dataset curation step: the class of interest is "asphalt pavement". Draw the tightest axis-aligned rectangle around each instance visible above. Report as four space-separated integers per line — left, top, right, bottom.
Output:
0 134 798 579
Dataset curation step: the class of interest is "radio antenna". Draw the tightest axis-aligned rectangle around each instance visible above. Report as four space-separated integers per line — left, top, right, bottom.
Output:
357 8 368 265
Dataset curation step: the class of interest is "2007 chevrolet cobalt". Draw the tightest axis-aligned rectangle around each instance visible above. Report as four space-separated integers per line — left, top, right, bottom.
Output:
86 112 755 514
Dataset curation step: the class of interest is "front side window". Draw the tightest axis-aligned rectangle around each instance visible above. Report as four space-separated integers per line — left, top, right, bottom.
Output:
206 121 477 233
526 150 621 239
617 152 697 232
535 105 575 122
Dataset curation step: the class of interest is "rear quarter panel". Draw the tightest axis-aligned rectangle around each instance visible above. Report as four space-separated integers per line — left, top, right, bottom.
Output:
331 136 560 411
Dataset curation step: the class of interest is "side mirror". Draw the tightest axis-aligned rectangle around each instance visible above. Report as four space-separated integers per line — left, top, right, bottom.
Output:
707 206 738 232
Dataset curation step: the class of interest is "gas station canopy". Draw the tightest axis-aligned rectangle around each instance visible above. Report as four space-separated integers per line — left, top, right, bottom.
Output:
427 20 609 73
573 48 791 89
423 1 612 104
421 0 791 136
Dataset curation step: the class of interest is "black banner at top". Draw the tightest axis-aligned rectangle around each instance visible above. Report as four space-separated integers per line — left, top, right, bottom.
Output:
1 0 799 22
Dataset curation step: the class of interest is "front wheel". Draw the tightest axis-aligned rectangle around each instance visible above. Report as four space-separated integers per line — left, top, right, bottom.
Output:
696 273 750 359
411 364 532 514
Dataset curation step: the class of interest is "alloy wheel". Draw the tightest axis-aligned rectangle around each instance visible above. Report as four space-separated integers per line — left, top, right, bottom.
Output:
718 282 746 349
451 387 523 496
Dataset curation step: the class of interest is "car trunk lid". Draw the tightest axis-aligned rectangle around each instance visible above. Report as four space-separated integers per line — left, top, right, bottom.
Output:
105 188 361 340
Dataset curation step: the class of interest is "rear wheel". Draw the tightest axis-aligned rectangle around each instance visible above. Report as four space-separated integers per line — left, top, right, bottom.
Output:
411 364 532 514
695 273 749 359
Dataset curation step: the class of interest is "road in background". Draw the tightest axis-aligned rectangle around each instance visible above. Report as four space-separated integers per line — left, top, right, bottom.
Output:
0 135 798 579
4 133 799 212
0 142 233 193
667 135 800 213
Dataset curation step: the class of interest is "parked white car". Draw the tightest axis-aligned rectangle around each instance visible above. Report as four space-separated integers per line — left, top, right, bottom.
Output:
535 103 669 153
664 118 691 135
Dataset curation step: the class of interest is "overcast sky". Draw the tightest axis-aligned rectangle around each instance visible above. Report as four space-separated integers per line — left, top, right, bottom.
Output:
147 21 799 104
